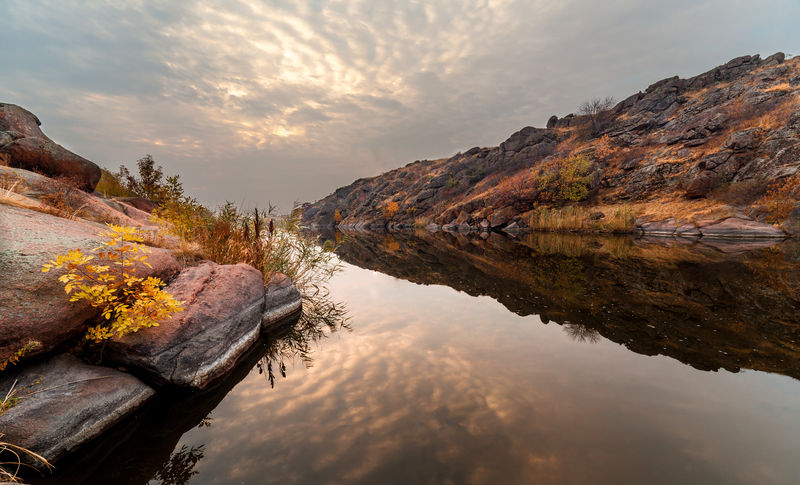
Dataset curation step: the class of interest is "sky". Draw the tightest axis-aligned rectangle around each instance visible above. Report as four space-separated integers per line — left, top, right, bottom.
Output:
1 0 798 212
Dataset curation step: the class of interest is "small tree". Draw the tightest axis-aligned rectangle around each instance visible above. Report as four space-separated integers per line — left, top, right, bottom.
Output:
578 96 616 136
333 209 342 224
118 155 167 201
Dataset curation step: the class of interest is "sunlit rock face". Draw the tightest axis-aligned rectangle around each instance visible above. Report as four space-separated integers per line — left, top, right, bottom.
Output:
303 53 800 236
323 229 800 380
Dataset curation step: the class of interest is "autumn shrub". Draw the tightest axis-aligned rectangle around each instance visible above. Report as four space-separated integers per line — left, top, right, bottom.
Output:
42 224 184 342
333 209 342 224
36 175 86 219
95 169 132 197
119 154 341 293
496 172 531 205
536 153 593 203
757 174 800 223
0 342 41 372
382 201 399 220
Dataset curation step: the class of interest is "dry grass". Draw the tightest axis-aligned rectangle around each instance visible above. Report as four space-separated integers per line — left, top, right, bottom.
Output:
0 433 53 483
764 82 794 93
525 204 636 233
626 196 744 224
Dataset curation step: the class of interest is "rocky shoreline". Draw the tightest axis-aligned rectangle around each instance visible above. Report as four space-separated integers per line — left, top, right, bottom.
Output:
313 211 790 240
0 104 304 476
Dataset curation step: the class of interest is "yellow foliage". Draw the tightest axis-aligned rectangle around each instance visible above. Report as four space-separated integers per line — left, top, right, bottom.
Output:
42 224 184 342
382 201 399 219
334 209 342 224
0 341 41 372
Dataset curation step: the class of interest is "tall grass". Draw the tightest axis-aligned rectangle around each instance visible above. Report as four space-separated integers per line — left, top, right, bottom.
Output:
152 202 341 292
527 205 636 233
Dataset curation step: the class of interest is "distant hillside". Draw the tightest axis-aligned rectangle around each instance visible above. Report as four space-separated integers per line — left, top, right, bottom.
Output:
303 53 800 238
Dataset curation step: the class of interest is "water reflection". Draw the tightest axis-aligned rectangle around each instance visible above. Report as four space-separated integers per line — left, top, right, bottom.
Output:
257 291 350 388
35 230 800 484
152 445 205 485
320 229 800 380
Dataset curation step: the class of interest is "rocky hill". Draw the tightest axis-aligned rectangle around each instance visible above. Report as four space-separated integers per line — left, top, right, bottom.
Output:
302 53 800 237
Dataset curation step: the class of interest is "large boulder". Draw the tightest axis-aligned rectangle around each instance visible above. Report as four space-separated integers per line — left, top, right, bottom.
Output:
263 272 302 327
0 204 180 363
0 354 154 467
685 170 717 198
0 103 101 191
105 261 267 389
489 206 516 228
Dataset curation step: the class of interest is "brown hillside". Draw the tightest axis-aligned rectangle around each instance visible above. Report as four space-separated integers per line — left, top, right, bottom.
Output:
303 53 800 237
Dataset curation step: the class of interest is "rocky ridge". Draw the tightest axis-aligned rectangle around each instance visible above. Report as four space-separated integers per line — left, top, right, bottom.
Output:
303 53 800 238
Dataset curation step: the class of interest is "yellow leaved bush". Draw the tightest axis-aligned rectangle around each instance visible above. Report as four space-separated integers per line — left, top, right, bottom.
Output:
42 224 184 342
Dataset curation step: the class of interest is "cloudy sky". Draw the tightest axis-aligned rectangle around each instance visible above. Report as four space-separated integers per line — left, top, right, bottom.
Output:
2 0 798 211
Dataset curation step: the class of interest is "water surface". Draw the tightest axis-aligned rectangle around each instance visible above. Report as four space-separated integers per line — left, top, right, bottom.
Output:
44 231 800 484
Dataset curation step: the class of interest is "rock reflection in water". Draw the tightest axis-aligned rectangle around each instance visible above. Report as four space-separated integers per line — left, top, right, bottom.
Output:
319 229 800 380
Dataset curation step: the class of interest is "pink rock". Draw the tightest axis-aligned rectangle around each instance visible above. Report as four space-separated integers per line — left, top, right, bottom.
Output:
105 261 268 389
0 204 180 363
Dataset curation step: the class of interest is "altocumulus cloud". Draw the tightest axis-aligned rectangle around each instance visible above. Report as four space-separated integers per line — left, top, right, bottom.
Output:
1 0 798 210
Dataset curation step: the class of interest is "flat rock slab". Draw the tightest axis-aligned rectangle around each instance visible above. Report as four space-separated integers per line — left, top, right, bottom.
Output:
263 273 302 327
699 217 786 238
0 354 154 466
0 204 180 363
106 261 266 389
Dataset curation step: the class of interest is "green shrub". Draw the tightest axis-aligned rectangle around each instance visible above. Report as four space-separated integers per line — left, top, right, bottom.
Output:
95 169 133 197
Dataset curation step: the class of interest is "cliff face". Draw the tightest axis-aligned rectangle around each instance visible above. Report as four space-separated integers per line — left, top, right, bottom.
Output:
303 53 800 235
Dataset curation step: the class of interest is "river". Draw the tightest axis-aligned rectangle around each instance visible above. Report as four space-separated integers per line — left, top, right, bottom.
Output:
43 231 800 484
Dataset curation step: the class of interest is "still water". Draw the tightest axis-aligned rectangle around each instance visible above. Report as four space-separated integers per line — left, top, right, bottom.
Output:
46 231 800 484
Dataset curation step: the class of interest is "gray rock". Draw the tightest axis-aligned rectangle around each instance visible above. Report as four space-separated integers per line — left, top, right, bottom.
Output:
0 354 154 466
675 223 701 237
0 104 101 191
263 273 302 327
105 262 266 389
637 218 677 235
425 223 441 232
723 128 762 151
699 218 786 238
685 170 717 198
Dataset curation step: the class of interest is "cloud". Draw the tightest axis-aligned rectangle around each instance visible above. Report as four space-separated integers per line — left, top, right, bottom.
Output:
1 0 798 210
